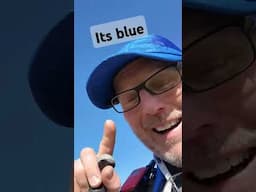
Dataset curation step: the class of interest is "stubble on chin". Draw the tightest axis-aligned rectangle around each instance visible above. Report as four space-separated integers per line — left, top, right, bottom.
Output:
157 142 182 168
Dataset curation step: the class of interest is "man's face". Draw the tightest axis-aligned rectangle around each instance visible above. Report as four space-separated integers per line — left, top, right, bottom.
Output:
183 9 256 192
113 58 182 167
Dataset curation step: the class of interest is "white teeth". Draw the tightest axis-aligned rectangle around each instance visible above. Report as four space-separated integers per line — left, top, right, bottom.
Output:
193 152 250 180
155 119 180 132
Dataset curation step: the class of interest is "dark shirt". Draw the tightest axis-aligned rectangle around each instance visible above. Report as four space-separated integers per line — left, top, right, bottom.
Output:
121 159 182 192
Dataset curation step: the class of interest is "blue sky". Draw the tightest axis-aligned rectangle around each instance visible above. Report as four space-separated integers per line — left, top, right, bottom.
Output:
75 0 181 183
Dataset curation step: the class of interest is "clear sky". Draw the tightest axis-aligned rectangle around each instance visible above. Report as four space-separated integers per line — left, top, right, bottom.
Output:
74 0 181 183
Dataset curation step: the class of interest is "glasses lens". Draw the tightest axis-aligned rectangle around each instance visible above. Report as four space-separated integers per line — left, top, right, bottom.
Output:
184 27 254 91
112 90 139 112
146 66 181 94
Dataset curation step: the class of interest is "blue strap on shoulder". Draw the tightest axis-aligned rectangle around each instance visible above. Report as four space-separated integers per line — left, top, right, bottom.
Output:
153 166 166 192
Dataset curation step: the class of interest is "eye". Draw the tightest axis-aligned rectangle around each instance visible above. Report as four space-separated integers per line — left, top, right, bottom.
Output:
111 97 119 105
125 93 137 103
146 67 180 93
118 90 138 105
148 78 168 90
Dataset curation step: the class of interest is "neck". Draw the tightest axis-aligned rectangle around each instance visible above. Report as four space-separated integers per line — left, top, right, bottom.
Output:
164 161 182 175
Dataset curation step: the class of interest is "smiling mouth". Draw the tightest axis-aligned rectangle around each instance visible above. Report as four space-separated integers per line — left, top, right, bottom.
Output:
153 117 182 134
187 148 256 185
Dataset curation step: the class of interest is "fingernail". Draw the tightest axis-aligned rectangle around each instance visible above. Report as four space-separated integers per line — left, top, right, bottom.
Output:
105 119 112 124
90 175 101 187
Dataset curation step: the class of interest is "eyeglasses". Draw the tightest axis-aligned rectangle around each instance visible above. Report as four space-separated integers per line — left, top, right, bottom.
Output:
111 64 182 113
183 21 256 92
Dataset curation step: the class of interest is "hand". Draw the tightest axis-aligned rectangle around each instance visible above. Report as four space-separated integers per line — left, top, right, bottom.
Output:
74 120 121 192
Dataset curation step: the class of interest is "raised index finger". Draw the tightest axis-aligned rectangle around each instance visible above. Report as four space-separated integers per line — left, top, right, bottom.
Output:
98 120 116 156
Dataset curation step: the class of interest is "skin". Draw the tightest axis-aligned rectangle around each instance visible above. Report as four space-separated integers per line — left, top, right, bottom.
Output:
183 8 256 192
74 120 121 192
74 58 182 192
114 58 182 167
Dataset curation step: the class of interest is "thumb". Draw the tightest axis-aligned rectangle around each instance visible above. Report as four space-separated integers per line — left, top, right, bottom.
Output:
102 166 121 192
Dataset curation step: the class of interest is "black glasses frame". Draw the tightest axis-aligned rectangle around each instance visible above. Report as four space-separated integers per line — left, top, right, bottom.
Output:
183 18 256 93
111 64 182 113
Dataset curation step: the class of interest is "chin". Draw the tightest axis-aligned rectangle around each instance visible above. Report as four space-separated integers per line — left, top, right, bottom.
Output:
184 151 256 192
160 142 182 167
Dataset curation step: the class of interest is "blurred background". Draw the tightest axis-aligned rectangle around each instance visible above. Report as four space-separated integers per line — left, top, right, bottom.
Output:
0 1 73 191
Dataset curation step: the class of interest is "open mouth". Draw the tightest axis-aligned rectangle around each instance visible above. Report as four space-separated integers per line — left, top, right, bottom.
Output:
153 117 182 134
187 148 256 185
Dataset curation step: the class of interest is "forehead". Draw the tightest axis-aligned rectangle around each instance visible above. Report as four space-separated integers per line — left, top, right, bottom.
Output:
183 8 242 47
113 58 170 92
117 57 168 75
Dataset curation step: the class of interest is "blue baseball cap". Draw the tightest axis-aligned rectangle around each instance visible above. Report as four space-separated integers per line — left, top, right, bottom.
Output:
86 34 182 109
184 0 256 15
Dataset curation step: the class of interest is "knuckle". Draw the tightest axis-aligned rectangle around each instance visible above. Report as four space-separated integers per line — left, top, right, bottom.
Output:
74 160 84 176
102 168 121 191
74 165 89 189
80 147 94 158
75 177 89 190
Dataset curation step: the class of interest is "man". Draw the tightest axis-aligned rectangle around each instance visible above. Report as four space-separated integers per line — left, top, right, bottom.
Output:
74 35 182 192
183 1 256 191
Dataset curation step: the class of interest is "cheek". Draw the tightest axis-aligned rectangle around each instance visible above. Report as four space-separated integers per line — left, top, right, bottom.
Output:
240 78 256 125
175 84 182 104
124 111 153 145
233 64 256 126
216 70 256 133
163 83 182 108
124 112 141 134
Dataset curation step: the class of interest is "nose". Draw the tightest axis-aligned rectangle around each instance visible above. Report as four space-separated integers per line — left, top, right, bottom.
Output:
139 89 168 116
183 92 218 140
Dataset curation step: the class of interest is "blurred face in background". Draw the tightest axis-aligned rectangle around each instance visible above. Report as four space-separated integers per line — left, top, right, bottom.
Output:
183 8 256 192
